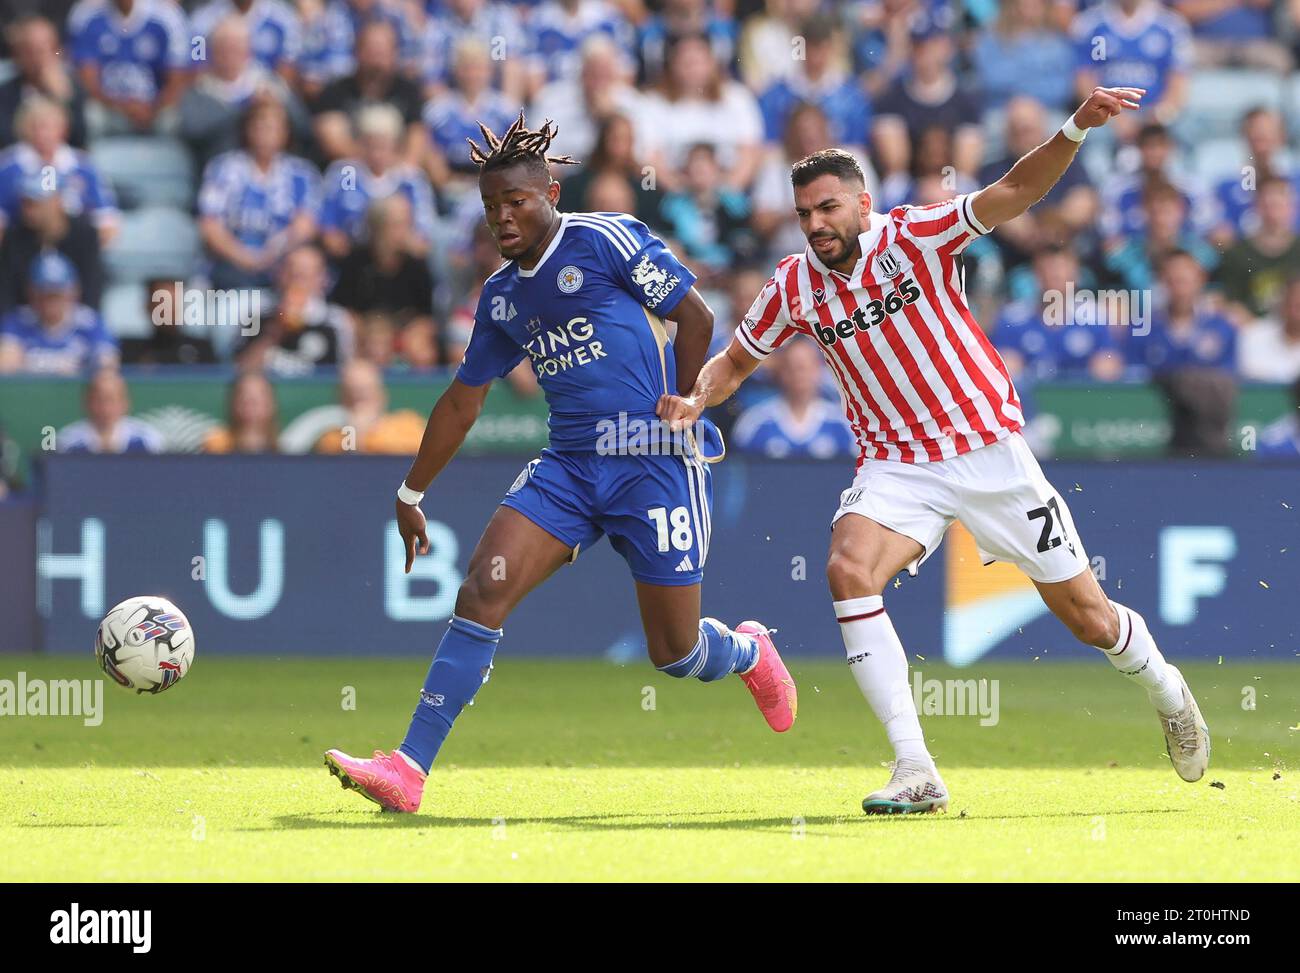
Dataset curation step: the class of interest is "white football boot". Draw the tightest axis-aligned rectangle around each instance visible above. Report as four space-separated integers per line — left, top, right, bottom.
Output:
862 759 949 815
1158 665 1210 782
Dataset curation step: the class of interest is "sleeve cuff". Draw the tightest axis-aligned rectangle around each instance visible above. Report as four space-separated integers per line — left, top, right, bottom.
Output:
735 324 772 360
960 192 991 237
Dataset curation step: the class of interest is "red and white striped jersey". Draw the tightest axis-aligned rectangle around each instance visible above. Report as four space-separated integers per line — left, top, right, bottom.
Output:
735 193 1024 466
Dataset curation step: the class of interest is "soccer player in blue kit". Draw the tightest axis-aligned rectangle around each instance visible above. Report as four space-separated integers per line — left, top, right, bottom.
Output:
325 115 797 813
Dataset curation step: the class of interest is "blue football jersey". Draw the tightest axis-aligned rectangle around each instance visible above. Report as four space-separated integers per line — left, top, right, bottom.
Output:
191 0 303 71
0 304 117 375
68 0 192 102
456 212 697 451
1071 3 1192 106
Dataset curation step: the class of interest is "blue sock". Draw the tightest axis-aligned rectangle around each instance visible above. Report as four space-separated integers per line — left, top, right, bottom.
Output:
657 618 759 683
398 614 501 773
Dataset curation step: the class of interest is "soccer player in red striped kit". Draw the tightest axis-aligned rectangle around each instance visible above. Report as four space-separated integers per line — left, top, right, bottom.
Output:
658 86 1210 814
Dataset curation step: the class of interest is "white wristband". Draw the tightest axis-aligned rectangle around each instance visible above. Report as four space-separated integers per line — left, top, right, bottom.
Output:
397 482 425 506
1061 114 1088 143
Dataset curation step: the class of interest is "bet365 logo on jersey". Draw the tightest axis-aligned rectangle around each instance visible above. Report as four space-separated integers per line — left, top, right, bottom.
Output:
814 277 922 347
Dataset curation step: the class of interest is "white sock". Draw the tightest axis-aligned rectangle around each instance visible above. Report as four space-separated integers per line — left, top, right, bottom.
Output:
1103 602 1183 714
394 748 427 777
835 595 934 769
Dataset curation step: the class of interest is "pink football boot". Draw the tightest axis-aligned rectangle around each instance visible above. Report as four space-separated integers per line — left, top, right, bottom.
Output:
324 748 425 813
735 621 798 732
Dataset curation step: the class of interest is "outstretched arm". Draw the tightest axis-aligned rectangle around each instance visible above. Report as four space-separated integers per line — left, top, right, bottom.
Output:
971 86 1145 231
396 378 491 572
666 287 716 395
656 337 762 432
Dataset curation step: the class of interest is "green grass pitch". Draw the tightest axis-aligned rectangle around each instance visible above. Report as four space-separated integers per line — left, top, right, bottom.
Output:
1 656 1295 882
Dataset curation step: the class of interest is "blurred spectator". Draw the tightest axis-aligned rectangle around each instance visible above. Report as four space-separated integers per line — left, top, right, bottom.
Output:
991 246 1124 384
190 0 303 82
421 39 519 195
846 0 930 96
398 316 441 371
0 14 89 148
1071 0 1190 132
354 310 398 367
0 173 104 313
298 0 421 98
527 0 636 90
559 113 660 228
637 0 736 86
980 97 1099 267
1128 249 1236 376
1255 376 1300 460
198 99 320 289
311 18 424 164
971 0 1074 112
203 369 279 453
758 15 870 152
738 0 821 92
872 18 982 196
0 252 116 375
329 194 436 328
118 278 218 366
531 35 644 164
0 96 118 247
1239 276 1300 384
732 338 856 459
1101 181 1218 293
1100 122 1216 244
752 102 877 260
657 143 758 276
320 103 435 260
641 34 764 191
1156 366 1236 457
1170 0 1290 72
69 0 192 135
1213 108 1300 240
421 0 527 102
314 358 425 453
58 367 162 453
237 243 353 374
1216 176 1300 323
179 17 311 170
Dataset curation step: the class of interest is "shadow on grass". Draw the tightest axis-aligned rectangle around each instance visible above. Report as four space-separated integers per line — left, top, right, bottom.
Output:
247 806 1191 835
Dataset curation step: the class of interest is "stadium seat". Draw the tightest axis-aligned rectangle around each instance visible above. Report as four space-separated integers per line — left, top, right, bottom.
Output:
1186 70 1284 140
100 281 149 338
1286 75 1300 141
90 135 196 210
104 206 200 283
1194 137 1245 185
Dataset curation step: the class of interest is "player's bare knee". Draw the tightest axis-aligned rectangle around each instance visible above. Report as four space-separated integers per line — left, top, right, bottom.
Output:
826 549 885 598
454 571 509 629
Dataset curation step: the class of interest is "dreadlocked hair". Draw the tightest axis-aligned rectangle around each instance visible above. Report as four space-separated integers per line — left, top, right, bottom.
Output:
467 111 579 178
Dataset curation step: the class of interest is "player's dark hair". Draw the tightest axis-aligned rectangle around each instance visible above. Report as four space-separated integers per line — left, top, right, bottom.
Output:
790 148 865 190
468 111 578 181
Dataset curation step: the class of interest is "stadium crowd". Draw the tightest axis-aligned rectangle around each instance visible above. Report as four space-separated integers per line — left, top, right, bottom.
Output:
0 0 1299 468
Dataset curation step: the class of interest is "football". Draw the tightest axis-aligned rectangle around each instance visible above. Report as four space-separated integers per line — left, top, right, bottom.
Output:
94 596 195 694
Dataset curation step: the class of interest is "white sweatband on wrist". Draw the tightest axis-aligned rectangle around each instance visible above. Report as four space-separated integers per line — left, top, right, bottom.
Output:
397 483 425 506
1061 114 1087 143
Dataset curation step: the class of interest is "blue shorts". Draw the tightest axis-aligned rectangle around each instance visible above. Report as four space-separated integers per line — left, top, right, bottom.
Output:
500 445 714 586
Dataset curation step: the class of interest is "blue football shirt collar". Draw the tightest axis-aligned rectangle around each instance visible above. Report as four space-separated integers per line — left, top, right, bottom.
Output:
516 213 569 278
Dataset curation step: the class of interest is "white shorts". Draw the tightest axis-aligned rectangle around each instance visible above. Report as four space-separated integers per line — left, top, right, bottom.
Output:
831 433 1090 584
